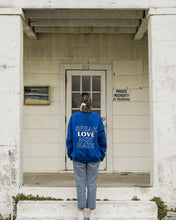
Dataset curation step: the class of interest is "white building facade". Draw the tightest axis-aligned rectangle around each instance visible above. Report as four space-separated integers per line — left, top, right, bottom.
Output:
0 0 176 218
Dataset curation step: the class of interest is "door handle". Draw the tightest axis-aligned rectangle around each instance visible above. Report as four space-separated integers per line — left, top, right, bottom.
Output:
101 117 106 127
101 117 106 121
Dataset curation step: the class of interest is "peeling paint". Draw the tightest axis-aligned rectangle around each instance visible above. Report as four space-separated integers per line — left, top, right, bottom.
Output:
0 65 15 69
0 145 19 217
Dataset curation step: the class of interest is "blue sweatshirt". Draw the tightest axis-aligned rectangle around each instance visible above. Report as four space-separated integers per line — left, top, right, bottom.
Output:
66 111 107 163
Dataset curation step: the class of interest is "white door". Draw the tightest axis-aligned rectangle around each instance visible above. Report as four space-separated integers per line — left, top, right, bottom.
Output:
66 70 107 170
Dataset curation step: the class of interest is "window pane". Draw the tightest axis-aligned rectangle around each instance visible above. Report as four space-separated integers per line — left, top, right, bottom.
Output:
82 76 90 91
93 110 101 115
92 93 101 108
72 93 80 108
72 76 80 91
92 76 101 91
72 109 79 114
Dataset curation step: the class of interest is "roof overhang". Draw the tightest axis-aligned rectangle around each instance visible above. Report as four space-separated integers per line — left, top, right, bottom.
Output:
23 9 148 40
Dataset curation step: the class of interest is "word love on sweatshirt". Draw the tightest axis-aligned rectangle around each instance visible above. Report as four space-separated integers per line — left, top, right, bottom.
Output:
76 126 97 137
78 131 94 137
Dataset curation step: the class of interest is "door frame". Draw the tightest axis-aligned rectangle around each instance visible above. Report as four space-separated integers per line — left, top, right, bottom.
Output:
66 70 106 171
59 64 112 172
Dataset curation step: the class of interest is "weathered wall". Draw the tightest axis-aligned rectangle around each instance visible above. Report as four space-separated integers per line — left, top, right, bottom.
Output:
0 0 176 8
148 8 176 206
23 33 150 172
0 15 23 216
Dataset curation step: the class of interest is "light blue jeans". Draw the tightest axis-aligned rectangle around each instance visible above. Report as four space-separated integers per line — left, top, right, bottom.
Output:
73 161 100 209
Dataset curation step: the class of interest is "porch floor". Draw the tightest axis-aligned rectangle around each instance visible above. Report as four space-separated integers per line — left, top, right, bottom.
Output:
23 172 150 187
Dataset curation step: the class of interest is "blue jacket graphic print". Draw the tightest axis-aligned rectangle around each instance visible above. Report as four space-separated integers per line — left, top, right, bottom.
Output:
66 111 107 163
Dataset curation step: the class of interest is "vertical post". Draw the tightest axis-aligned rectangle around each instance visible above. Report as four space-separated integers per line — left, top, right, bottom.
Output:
59 64 66 170
0 9 23 217
148 8 176 204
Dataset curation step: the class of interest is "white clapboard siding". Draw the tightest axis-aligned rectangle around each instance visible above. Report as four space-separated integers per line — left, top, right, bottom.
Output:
24 46 147 61
24 73 59 87
23 56 60 172
74 46 148 59
23 115 59 129
142 74 149 87
113 143 150 157
143 60 149 74
23 33 149 172
24 33 147 47
112 75 143 89
112 157 150 172
24 60 59 74
113 60 142 75
23 143 60 157
23 102 59 115
23 157 60 172
113 130 150 143
24 45 74 59
113 102 150 116
130 88 149 101
23 129 60 143
24 33 89 46
113 116 150 129
112 60 150 172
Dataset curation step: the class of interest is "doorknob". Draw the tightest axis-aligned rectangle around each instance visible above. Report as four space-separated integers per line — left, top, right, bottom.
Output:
102 117 106 127
101 117 106 121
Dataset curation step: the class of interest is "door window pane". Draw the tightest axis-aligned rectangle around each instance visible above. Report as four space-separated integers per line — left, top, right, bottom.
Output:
92 93 101 108
72 76 80 91
92 76 101 91
82 76 90 91
72 110 79 114
93 110 101 115
72 93 80 108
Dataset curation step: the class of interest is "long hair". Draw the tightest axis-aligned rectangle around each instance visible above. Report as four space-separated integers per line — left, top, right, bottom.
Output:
79 92 92 113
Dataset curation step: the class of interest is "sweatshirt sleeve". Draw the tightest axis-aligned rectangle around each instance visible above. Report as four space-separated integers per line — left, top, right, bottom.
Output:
98 117 107 161
66 116 73 160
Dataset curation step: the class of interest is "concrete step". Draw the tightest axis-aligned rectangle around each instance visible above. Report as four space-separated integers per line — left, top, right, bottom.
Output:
16 200 157 220
17 218 157 220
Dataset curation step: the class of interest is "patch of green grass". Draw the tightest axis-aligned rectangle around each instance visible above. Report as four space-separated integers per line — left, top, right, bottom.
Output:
168 207 176 212
11 193 63 219
150 197 168 220
0 213 15 220
131 196 140 201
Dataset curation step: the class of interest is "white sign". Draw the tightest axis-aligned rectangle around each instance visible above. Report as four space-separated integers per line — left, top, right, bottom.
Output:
113 89 130 101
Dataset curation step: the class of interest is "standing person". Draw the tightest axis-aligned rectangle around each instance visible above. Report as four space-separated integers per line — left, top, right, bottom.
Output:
66 92 107 220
